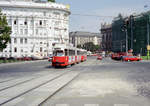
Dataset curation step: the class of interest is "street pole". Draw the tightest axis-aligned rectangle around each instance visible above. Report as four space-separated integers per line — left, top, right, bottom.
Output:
121 41 122 52
147 18 150 60
130 15 133 49
126 29 128 54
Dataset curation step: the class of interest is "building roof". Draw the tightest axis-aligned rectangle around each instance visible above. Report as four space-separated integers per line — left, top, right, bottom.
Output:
0 0 70 13
69 31 102 37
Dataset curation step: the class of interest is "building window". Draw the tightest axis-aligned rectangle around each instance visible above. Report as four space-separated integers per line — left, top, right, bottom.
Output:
21 49 23 53
14 38 17 43
25 38 27 44
24 21 27 25
40 47 42 52
24 29 28 35
39 20 42 25
14 20 17 25
20 29 23 35
20 38 23 44
14 47 17 52
36 29 38 35
44 20 46 26
53 12 60 18
8 19 11 25
43 12 46 16
30 20 33 26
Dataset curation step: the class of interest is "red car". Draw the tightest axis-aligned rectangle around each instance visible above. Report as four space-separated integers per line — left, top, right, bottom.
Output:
23 57 32 61
92 54 98 56
97 55 102 60
122 56 142 62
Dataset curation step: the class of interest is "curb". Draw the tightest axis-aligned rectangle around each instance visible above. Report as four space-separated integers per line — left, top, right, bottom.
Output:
0 60 48 66
141 60 150 62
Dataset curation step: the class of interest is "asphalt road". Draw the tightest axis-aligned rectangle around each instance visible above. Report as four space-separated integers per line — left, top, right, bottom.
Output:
0 57 150 106
43 57 150 106
0 60 52 78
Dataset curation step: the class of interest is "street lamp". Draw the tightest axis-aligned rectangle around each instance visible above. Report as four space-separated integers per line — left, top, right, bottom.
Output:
121 20 128 54
144 5 150 59
120 40 123 52
147 15 150 59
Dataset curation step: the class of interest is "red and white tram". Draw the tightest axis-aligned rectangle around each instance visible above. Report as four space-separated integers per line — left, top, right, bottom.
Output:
52 43 87 67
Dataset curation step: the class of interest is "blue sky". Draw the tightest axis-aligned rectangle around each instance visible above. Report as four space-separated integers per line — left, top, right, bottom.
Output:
56 0 150 32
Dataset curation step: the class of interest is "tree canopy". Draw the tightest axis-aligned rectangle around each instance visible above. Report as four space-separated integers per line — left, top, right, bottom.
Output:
0 10 11 51
48 0 55 2
77 42 101 52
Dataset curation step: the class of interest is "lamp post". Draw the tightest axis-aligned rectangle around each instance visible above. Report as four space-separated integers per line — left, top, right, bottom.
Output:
121 41 122 52
125 28 128 54
144 4 150 59
122 28 128 53
130 15 134 49
147 15 150 59
121 19 129 54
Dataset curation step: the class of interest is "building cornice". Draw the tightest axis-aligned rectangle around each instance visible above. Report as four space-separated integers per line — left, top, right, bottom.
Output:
0 1 71 14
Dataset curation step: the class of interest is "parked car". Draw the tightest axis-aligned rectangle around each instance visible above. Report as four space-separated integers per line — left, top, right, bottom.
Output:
111 52 129 60
111 53 121 60
97 55 102 60
23 57 32 61
92 54 98 56
17 57 24 61
122 56 142 62
0 57 7 60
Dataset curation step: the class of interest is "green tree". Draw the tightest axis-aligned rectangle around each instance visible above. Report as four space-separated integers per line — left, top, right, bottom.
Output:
82 42 100 52
48 0 55 2
0 10 11 51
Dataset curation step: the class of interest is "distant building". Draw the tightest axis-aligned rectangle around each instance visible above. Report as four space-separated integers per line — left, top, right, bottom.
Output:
0 0 70 58
101 24 112 52
111 15 127 53
111 12 150 55
69 31 102 47
127 13 150 55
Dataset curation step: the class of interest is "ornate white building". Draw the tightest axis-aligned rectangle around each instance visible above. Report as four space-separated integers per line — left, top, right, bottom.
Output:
0 0 70 58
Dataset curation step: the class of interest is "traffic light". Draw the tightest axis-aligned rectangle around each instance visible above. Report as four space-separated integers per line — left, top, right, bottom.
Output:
121 19 129 31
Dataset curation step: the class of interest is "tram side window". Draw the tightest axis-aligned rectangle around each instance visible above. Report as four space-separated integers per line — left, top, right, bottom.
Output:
69 50 75 56
65 49 68 56
77 51 80 55
69 50 72 56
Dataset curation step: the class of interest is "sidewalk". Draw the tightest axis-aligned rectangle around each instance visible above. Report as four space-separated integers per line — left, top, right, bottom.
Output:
141 60 150 62
0 60 48 66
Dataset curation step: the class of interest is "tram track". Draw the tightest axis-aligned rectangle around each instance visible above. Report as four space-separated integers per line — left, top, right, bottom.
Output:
0 78 15 84
0 70 69 105
3 71 80 106
40 60 95 106
0 70 63 92
0 60 92 106
39 72 80 106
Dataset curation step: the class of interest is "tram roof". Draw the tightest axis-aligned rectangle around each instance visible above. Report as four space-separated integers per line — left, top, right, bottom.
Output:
53 43 76 50
53 43 87 52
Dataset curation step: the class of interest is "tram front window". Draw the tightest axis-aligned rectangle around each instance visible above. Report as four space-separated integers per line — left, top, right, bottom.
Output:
55 50 64 56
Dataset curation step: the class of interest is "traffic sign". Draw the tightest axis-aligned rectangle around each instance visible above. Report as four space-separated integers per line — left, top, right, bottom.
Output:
147 45 150 50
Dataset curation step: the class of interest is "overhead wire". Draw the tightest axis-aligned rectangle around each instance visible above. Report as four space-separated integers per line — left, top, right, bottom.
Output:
71 13 115 18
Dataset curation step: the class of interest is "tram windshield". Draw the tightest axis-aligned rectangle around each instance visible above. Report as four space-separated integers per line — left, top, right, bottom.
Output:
54 50 64 56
